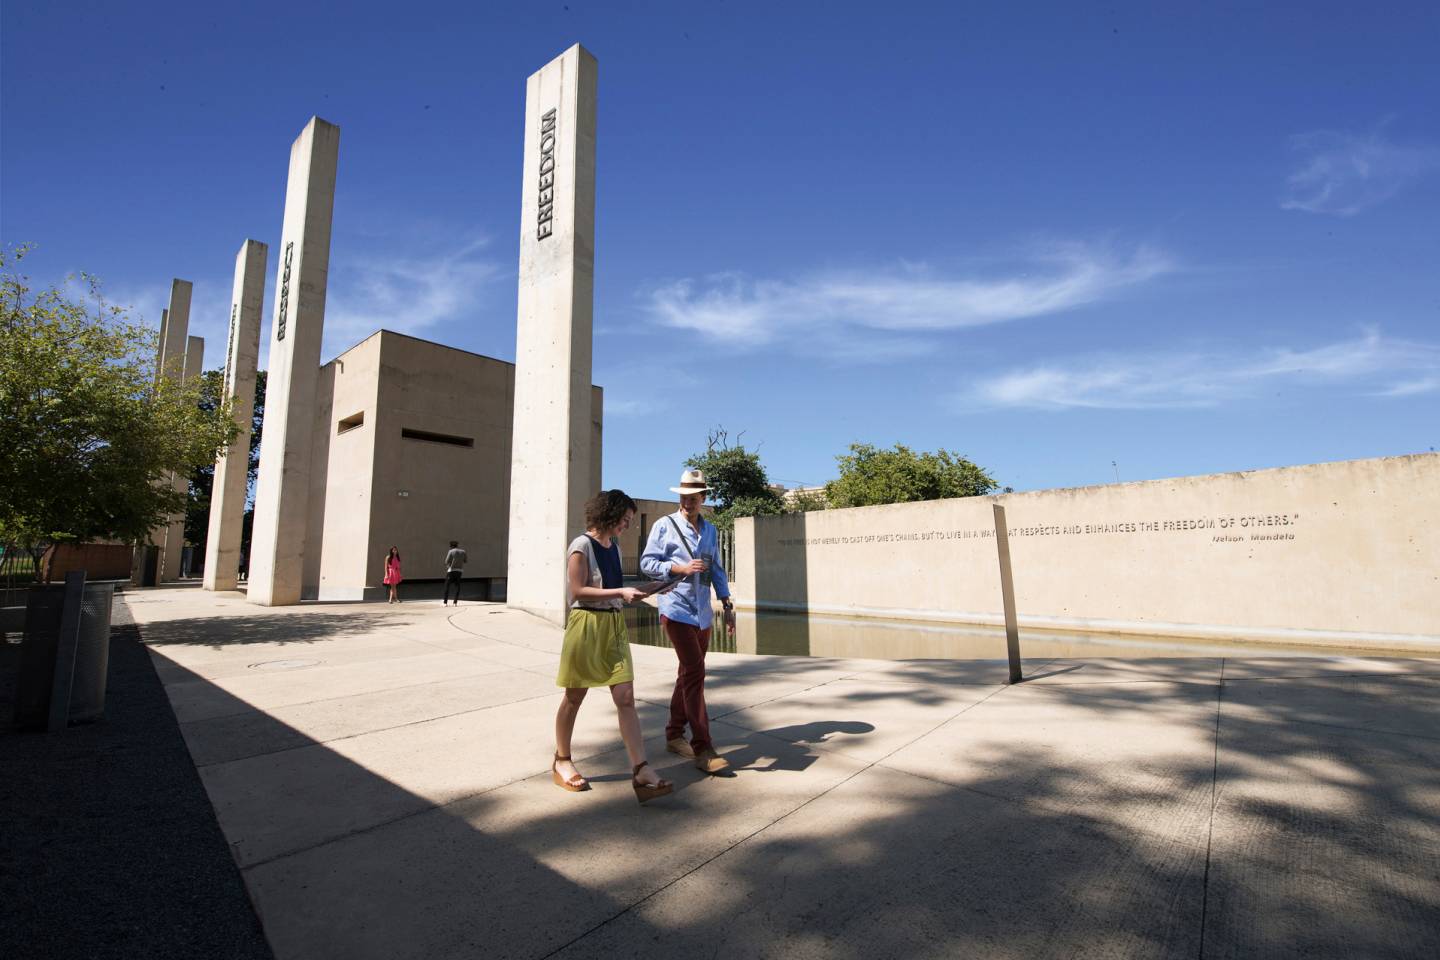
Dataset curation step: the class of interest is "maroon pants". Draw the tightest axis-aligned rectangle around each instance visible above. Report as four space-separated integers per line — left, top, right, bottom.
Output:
661 616 712 750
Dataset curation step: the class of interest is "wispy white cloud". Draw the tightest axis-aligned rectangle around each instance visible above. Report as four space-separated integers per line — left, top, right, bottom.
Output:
1280 128 1440 217
1377 377 1440 398
323 234 501 357
958 329 1440 410
601 397 647 418
642 243 1173 361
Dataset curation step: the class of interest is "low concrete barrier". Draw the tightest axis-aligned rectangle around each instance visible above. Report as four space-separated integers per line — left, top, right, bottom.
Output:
734 453 1439 651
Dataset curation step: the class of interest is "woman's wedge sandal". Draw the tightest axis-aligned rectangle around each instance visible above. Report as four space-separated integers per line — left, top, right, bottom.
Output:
631 761 673 804
552 753 589 792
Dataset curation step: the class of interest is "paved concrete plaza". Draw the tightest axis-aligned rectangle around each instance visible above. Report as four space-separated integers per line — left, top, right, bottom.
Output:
121 587 1439 959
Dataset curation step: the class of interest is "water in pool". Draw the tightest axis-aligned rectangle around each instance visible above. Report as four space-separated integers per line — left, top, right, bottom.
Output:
622 605 1436 661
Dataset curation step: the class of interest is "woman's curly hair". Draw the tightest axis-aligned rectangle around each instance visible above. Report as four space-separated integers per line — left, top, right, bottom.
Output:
584 489 637 532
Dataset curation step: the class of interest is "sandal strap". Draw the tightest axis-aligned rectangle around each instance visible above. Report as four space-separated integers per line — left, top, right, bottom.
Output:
632 760 649 775
554 753 572 762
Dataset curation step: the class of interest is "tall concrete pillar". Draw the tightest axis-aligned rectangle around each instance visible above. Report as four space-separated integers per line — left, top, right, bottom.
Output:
248 117 341 606
161 335 205 581
151 281 192 581
158 281 190 381
506 44 598 623
153 307 170 385
203 240 268 591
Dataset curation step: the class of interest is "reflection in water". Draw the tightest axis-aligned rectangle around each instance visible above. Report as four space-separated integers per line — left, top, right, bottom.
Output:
624 606 1438 661
624 603 738 654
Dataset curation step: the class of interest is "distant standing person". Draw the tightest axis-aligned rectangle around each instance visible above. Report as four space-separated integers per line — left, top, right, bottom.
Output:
383 546 402 604
443 540 468 605
640 469 736 775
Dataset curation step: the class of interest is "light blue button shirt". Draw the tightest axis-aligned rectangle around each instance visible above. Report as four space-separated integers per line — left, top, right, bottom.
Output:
640 511 731 630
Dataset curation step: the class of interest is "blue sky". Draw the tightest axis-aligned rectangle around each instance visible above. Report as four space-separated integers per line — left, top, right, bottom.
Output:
4 1 1438 501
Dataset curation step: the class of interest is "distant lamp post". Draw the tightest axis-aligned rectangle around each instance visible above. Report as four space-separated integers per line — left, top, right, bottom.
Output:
1112 461 1120 483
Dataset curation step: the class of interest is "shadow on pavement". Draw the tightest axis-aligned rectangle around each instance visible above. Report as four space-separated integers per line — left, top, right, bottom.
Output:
136 612 411 648
7 612 1437 960
0 626 274 960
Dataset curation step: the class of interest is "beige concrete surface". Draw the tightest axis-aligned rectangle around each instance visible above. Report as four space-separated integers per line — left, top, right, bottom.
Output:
204 239 267 592
124 586 1440 959
283 328 607 602
153 283 193 582
248 116 340 607
161 334 205 582
736 453 1440 650
506 44 600 625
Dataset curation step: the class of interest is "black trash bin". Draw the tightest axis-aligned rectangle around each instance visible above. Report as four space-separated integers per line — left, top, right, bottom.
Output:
135 545 159 587
14 579 116 730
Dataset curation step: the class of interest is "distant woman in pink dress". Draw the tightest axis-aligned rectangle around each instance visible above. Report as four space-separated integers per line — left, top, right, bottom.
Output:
383 546 402 604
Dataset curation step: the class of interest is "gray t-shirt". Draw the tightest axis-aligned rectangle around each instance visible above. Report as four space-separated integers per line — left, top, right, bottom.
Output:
445 547 467 572
568 535 622 611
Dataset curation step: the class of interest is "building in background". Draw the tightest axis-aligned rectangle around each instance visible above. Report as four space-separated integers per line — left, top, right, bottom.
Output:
298 329 605 601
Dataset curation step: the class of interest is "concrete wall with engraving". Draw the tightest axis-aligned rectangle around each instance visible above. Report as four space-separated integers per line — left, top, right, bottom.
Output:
733 454 1440 650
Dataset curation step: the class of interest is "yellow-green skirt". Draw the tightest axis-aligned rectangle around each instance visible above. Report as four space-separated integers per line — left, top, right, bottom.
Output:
556 608 634 688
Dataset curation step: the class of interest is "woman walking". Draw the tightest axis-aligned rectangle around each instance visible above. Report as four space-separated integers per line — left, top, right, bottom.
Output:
382 546 403 604
553 490 673 803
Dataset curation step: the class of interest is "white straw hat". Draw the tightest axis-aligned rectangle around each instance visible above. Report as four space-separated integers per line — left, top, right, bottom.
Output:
669 469 711 495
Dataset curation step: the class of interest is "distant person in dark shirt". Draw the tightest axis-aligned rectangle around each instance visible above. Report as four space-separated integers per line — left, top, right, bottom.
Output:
443 540 467 605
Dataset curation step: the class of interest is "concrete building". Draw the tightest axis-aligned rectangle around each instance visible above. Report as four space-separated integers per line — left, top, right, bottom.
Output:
769 483 829 508
296 329 603 601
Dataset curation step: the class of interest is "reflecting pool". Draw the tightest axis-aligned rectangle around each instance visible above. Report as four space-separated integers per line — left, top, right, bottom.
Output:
622 605 1438 661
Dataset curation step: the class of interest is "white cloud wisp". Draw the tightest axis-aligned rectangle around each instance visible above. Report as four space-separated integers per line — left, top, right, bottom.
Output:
643 244 1172 361
959 329 1440 411
323 235 500 355
1281 129 1440 217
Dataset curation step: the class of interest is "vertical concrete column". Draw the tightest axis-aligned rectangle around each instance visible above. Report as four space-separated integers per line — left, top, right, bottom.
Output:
506 44 598 623
248 117 341 606
158 281 190 382
161 335 205 581
151 281 192 580
153 308 169 385
203 240 268 591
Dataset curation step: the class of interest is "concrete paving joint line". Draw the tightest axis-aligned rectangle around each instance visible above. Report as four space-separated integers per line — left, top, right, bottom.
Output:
192 687 563 770
537 671 1026 959
1196 657 1227 960
176 667 549 728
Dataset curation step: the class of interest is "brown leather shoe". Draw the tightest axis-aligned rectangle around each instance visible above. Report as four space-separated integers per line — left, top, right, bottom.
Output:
693 747 730 774
666 738 696 759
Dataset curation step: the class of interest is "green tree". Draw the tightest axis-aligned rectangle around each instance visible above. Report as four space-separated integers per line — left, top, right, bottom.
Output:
185 368 266 551
685 428 784 531
0 246 237 583
786 488 829 513
824 443 998 508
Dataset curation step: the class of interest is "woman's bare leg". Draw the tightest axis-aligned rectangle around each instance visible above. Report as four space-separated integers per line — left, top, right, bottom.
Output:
610 683 661 786
554 687 588 782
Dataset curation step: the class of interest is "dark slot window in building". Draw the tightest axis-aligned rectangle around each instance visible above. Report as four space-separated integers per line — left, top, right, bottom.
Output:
401 427 475 448
337 411 365 434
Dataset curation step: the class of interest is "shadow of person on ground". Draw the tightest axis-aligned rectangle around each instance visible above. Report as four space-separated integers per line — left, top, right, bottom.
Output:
725 720 877 775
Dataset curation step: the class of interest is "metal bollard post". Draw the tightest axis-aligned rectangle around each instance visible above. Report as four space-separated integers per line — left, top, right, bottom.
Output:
992 503 1023 683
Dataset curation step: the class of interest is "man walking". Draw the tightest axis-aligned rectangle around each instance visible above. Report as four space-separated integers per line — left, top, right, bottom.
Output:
443 540 467 605
640 469 736 775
